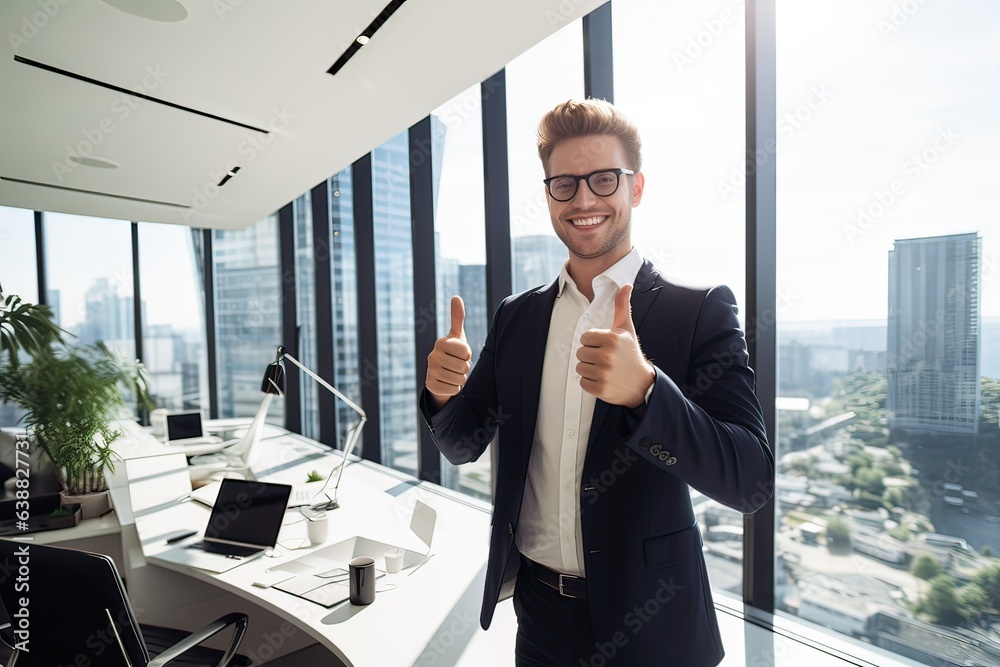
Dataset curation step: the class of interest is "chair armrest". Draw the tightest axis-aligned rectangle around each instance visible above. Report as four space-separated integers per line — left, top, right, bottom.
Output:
148 612 248 667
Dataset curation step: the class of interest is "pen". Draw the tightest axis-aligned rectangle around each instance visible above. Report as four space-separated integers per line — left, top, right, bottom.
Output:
166 530 198 544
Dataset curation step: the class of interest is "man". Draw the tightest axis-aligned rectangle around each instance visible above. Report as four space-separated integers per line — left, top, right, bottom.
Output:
421 99 773 666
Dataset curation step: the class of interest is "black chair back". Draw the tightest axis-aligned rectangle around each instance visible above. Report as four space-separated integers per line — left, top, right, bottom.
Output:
0 541 149 666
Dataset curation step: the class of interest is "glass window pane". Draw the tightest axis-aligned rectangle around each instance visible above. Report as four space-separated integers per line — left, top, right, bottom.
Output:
507 19 582 293
294 192 319 440
373 131 417 475
776 3 999 664
329 169 362 454
432 84 490 501
137 222 209 412
213 215 284 425
0 206 38 427
615 0 747 597
0 206 37 304
44 213 135 362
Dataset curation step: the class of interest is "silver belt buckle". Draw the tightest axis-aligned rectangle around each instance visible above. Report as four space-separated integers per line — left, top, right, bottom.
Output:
558 574 578 598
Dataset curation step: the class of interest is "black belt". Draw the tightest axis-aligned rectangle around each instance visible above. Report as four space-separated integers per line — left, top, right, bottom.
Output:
521 556 588 599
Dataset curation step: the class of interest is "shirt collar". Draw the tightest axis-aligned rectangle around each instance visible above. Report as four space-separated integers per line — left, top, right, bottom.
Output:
557 247 644 297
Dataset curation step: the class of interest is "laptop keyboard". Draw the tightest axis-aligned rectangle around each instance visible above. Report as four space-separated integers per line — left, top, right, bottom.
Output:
193 541 262 558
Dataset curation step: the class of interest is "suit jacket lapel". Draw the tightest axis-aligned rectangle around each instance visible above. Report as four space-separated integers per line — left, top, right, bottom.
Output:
521 280 559 461
586 260 663 453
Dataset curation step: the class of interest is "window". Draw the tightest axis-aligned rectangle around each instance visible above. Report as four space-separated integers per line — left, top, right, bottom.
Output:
293 192 319 439
614 0 748 596
776 3 999 664
372 131 417 475
137 222 209 412
431 84 491 501
329 169 362 453
506 19 582 293
0 206 38 427
43 213 135 362
0 206 37 304
212 215 284 425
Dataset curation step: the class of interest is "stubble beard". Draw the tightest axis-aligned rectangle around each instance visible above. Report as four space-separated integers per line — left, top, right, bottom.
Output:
554 209 632 261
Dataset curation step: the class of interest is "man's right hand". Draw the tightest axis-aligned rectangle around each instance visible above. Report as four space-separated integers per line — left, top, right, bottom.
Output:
426 296 472 410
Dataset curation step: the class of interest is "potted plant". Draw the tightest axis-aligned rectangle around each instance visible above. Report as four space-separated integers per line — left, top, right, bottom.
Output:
1 283 153 518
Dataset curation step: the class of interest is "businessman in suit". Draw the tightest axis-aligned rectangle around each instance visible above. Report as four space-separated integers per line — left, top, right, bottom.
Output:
421 99 773 666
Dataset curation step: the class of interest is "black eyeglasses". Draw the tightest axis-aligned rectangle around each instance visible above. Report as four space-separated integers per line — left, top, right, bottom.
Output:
543 168 635 202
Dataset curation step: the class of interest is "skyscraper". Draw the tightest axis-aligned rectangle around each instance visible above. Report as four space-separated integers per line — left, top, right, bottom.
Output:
212 215 285 425
513 235 567 294
887 233 981 434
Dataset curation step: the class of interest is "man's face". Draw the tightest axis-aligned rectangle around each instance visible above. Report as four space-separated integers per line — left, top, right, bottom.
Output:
544 134 643 262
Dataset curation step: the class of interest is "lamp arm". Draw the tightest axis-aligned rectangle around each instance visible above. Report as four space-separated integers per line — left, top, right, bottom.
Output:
281 352 366 420
280 350 367 510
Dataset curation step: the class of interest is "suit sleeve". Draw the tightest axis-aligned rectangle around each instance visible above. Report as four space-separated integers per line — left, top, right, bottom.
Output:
617 285 774 513
418 298 507 465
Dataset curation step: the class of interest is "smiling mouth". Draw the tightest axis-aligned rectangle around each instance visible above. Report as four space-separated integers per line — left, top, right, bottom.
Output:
569 215 607 227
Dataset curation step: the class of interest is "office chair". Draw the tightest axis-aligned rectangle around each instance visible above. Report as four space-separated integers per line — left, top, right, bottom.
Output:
0 541 252 666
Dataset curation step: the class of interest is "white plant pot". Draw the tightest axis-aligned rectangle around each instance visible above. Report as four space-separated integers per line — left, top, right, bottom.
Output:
60 489 110 520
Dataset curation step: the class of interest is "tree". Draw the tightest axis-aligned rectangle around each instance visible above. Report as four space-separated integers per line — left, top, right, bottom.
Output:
972 563 1000 611
910 553 940 606
911 553 941 581
826 517 851 548
982 546 994 558
923 575 962 626
959 584 990 627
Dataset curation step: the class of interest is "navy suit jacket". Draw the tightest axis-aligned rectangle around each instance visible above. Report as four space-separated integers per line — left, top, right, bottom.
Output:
420 260 774 666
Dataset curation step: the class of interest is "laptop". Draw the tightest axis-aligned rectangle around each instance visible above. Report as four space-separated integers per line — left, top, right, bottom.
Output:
164 412 230 455
191 479 330 509
156 479 292 573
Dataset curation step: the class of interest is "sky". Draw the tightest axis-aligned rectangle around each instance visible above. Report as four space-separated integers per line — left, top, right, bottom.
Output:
2 0 998 325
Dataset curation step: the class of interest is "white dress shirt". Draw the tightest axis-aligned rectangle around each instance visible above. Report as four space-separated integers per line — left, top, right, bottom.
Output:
515 247 644 577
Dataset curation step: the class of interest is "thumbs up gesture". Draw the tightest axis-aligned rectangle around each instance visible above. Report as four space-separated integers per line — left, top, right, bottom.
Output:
576 284 656 408
426 296 473 409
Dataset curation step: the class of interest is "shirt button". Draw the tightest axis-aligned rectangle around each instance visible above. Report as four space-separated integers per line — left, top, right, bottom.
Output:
584 313 590 319
564 482 572 491
563 537 571 544
567 429 576 437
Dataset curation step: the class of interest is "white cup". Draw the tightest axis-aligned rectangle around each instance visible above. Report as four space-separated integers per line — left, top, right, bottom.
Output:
150 409 168 436
307 514 329 545
384 550 404 574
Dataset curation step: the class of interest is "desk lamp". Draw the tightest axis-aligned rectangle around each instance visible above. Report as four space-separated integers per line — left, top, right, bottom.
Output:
268 346 367 511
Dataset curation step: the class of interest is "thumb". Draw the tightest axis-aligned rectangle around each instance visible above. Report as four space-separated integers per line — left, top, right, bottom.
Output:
449 295 466 339
612 284 636 334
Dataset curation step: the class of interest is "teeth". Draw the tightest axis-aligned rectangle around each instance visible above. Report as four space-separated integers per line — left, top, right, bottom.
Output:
571 216 606 227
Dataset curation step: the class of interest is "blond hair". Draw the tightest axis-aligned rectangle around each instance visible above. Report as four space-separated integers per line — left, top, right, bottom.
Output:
537 99 642 174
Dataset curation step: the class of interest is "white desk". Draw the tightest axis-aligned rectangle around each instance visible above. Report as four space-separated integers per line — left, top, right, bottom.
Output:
113 423 496 666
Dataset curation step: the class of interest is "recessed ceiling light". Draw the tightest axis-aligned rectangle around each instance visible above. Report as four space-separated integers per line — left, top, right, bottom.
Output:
68 156 120 169
356 35 370 45
101 0 188 22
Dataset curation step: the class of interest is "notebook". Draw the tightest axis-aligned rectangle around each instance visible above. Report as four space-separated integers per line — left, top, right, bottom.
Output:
164 412 232 455
154 479 291 573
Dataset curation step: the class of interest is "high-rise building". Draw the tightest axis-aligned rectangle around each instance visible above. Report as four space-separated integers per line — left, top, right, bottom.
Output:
459 264 487 366
887 233 981 434
212 215 285 425
330 171 361 453
513 235 566 294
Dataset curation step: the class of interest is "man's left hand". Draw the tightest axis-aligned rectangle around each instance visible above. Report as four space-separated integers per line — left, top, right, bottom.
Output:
576 284 655 408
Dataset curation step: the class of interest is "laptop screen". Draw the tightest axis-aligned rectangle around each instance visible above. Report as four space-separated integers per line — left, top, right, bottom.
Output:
205 479 291 547
165 412 203 441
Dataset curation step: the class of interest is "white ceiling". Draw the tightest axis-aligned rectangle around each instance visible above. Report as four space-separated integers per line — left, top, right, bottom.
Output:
0 0 606 229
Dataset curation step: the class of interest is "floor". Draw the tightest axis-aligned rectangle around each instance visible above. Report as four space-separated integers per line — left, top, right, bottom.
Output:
258 599 915 667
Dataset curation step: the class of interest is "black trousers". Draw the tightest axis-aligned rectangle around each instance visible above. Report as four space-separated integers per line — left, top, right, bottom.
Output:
513 557 597 666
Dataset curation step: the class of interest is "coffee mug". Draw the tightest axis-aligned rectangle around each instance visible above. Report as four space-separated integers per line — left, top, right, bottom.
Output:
306 513 328 545
384 550 404 574
349 556 375 605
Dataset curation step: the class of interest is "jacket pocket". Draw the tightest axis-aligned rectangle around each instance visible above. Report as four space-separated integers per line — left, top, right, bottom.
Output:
643 522 702 569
